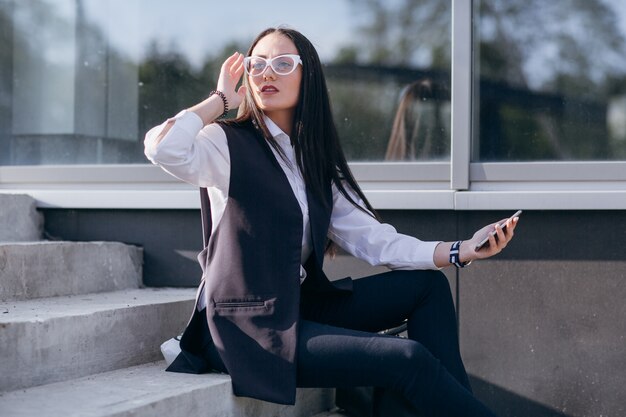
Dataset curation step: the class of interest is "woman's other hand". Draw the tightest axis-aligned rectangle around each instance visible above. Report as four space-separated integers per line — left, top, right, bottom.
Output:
462 216 519 262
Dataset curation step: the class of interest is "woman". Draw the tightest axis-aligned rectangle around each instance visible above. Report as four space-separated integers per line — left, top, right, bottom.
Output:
145 27 517 417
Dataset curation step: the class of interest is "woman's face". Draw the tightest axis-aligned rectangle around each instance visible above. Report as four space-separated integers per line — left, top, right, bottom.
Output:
248 33 302 121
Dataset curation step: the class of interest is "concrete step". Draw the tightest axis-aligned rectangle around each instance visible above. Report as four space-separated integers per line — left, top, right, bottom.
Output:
311 410 351 417
0 288 195 392
0 241 143 301
0 193 43 242
0 361 335 417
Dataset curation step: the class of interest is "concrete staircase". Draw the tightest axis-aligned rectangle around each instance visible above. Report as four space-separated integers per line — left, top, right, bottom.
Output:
0 194 334 417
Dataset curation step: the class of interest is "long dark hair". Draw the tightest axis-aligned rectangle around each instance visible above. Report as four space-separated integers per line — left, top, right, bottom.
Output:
228 27 380 227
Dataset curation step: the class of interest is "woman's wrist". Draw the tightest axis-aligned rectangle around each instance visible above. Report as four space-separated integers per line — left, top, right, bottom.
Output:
209 90 229 119
188 93 229 126
458 240 475 265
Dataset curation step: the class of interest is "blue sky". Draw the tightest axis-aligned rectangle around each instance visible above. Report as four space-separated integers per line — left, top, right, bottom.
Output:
33 0 626 78
83 0 357 67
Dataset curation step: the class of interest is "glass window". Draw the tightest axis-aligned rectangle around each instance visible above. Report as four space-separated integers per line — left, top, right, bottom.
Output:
473 0 626 162
0 0 451 166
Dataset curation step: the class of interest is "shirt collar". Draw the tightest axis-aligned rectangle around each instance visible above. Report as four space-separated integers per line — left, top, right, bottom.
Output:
263 115 291 145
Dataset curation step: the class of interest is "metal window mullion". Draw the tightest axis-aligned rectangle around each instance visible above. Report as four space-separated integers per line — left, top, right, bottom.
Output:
450 0 473 191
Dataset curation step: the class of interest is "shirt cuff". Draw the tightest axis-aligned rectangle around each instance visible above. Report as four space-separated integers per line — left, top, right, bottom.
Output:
167 109 204 137
424 240 444 270
150 110 204 154
144 110 205 162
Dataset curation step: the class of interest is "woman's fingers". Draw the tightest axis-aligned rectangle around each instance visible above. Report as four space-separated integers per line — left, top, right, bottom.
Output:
469 216 519 262
226 52 244 76
222 51 240 69
493 217 517 250
494 222 507 250
217 52 246 110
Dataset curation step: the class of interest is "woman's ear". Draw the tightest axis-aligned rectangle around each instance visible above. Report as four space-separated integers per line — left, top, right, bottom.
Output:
238 85 248 99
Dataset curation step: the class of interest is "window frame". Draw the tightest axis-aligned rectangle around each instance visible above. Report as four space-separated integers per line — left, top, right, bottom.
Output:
1 0 626 210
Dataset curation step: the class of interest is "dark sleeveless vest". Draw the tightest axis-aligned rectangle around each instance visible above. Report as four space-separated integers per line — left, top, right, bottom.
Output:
171 120 352 405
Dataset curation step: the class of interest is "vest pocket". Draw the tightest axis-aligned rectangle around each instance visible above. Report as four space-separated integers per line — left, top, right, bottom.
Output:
213 296 276 316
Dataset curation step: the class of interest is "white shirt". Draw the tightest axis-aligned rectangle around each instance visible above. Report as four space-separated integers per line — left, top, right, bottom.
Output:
144 111 441 309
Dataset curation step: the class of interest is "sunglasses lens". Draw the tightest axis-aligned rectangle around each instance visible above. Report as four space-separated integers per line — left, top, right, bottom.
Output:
245 55 300 76
271 56 297 75
246 57 267 76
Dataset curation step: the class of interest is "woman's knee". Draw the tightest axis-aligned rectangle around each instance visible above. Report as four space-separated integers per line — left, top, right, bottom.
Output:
429 270 452 293
395 340 442 381
403 269 452 299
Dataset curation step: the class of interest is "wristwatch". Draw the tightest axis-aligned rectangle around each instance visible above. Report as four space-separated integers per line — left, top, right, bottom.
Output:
450 240 472 268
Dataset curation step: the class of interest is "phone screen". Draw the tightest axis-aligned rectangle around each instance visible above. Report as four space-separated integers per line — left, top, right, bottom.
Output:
474 210 522 251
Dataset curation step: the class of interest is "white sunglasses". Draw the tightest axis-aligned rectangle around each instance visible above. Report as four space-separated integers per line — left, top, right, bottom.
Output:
243 54 302 76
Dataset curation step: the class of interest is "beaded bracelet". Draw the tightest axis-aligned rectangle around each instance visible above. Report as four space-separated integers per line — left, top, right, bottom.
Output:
450 240 471 268
209 90 229 119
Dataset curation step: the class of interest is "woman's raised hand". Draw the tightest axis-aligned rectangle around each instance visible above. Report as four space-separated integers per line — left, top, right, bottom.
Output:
216 52 247 111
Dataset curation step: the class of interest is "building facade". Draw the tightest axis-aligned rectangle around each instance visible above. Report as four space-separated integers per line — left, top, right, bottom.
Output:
1 1 625 416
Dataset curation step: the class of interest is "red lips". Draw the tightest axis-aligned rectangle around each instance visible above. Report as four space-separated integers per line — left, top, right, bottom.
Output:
261 85 279 93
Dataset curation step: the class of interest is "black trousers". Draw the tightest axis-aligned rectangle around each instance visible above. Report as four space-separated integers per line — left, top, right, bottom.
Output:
298 269 497 416
201 269 498 417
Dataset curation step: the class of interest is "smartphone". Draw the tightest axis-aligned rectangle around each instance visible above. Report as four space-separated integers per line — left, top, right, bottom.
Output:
474 210 522 251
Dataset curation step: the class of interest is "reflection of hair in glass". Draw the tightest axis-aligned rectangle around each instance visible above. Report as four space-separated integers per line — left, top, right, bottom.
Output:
385 79 451 161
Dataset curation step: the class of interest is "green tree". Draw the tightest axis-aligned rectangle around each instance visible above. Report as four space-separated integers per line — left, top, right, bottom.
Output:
476 0 626 160
338 0 451 69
